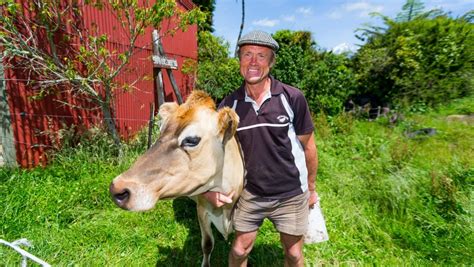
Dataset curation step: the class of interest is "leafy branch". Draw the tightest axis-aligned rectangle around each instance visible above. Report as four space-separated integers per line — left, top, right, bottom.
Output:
0 0 205 154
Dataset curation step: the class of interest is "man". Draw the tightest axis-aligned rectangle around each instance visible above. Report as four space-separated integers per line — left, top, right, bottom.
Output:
203 30 318 267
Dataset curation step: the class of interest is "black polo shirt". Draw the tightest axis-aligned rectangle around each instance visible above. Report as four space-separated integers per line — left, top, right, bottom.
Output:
219 76 314 199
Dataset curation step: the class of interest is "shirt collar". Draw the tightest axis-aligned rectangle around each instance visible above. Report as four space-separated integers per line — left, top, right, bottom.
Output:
244 88 271 103
269 75 284 95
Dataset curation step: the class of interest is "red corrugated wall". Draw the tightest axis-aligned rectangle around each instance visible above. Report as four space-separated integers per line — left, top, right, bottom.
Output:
3 1 197 167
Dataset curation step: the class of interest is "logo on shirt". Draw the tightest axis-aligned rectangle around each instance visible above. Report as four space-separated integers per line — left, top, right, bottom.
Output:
277 115 289 123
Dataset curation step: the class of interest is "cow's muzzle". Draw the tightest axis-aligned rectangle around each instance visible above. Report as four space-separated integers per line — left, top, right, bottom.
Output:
109 182 131 209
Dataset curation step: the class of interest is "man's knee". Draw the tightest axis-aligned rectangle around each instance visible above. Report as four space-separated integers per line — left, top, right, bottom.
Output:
284 247 304 263
230 244 251 260
229 231 257 261
281 234 304 265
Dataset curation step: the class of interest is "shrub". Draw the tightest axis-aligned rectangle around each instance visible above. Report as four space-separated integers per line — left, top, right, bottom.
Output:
353 12 474 108
301 52 357 115
187 31 242 102
272 30 356 115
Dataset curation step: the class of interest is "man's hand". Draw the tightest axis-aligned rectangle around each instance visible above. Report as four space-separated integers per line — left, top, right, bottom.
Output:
309 191 319 208
202 191 235 208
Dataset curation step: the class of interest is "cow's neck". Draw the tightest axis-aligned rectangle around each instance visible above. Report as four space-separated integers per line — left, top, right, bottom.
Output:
189 137 244 196
218 137 244 193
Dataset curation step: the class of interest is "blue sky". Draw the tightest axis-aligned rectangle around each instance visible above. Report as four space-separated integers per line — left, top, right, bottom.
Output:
213 0 473 53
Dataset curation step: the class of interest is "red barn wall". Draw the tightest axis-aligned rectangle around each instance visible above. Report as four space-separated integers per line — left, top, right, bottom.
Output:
3 1 197 167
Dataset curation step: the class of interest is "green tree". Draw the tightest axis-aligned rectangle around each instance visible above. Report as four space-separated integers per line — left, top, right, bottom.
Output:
193 0 215 32
0 0 204 153
272 30 356 115
272 30 314 88
354 10 474 108
396 0 425 22
185 31 241 102
301 52 357 115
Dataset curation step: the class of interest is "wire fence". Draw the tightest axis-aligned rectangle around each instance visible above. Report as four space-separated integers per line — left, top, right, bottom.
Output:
7 112 151 123
0 110 159 167
0 239 51 267
1 111 155 144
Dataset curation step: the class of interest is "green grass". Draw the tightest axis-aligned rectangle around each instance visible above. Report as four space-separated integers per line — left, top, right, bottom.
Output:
1 97 473 266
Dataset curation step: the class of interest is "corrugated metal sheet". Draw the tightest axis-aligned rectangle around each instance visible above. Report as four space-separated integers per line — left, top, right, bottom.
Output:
3 0 197 167
5 66 101 167
178 0 196 10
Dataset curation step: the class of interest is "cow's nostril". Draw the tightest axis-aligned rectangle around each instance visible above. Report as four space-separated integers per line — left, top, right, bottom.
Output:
115 189 130 201
114 189 130 203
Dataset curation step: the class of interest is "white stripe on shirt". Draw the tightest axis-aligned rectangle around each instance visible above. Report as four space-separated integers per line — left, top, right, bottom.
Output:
237 122 290 132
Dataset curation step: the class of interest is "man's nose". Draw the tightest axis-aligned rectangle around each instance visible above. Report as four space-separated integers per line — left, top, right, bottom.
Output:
250 55 258 64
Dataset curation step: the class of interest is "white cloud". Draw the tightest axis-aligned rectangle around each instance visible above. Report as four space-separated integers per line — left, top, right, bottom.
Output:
344 2 371 12
424 0 474 13
327 1 384 20
296 7 312 16
331 42 358 54
328 11 343 19
343 1 384 18
252 18 279 27
282 15 296 22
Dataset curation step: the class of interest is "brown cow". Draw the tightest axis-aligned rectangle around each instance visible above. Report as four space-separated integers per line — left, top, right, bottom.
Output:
109 91 244 266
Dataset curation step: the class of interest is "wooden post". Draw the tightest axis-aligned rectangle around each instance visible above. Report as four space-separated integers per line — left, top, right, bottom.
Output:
155 68 165 107
147 102 155 149
166 67 183 104
152 30 183 104
0 55 17 167
152 31 165 107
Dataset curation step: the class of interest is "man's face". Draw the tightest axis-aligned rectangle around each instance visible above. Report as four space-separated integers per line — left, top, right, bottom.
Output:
239 45 274 85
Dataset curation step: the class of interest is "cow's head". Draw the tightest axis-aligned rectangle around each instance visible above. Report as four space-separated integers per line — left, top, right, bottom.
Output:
110 91 239 211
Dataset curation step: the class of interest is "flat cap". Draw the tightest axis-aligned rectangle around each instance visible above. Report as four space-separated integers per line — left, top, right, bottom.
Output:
237 30 279 51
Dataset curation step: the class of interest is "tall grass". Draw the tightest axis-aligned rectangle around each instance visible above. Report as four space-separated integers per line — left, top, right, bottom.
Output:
1 97 473 266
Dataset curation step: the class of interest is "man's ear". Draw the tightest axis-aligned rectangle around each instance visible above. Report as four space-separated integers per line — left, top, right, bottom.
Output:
269 51 276 68
217 107 239 144
158 102 179 131
270 57 276 68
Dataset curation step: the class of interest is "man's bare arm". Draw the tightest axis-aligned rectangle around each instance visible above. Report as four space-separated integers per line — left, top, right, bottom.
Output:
298 133 319 207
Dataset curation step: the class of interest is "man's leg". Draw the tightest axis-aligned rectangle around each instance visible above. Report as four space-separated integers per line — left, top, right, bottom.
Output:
228 230 258 267
280 233 305 267
271 191 309 267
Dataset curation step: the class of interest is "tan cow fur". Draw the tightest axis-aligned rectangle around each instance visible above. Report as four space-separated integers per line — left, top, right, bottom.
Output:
110 91 244 267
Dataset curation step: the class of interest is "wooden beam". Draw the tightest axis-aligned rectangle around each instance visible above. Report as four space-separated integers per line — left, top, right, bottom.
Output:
152 30 183 104
0 55 17 167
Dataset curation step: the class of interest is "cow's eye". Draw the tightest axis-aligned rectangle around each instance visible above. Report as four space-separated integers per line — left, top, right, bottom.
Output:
181 136 201 147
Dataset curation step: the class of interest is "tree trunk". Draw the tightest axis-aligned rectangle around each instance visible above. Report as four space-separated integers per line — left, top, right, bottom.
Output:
235 0 245 56
100 98 122 157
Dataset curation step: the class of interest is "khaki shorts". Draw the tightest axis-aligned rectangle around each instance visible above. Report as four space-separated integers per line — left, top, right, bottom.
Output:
233 189 309 236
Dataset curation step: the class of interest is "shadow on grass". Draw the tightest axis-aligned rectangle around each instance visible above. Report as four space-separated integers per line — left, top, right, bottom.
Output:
155 197 283 266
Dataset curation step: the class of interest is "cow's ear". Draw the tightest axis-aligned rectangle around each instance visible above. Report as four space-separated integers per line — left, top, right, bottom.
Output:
217 107 239 144
158 102 179 131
